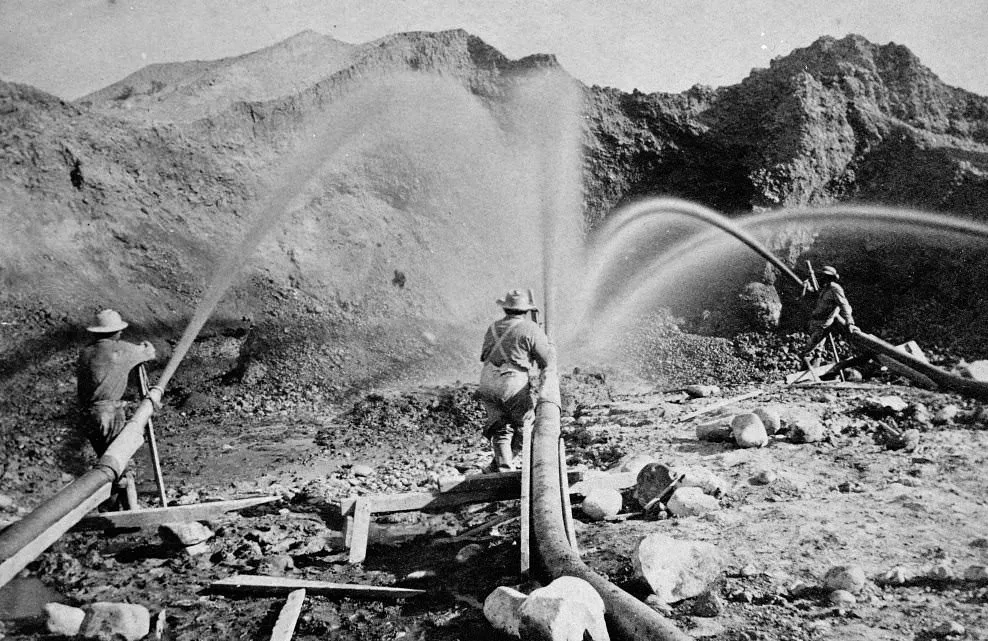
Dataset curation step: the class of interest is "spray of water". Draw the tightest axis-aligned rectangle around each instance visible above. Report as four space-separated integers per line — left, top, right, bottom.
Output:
573 197 988 359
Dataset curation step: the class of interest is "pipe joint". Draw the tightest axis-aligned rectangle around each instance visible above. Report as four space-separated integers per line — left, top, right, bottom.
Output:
96 454 126 481
146 386 164 409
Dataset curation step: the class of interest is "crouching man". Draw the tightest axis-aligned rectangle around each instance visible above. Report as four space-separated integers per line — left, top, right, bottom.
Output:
77 309 156 510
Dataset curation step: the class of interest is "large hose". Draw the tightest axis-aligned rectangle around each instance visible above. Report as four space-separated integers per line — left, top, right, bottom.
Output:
0 389 162 587
529 363 691 641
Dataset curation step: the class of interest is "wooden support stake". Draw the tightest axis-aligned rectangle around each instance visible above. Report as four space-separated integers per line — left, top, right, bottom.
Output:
269 589 306 641
74 495 279 530
677 390 764 422
138 364 168 507
347 498 372 565
211 575 426 599
519 423 533 578
558 439 578 554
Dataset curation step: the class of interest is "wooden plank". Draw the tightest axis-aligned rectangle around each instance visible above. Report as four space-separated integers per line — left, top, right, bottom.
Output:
0 484 111 587
677 390 764 422
337 486 523 518
347 498 372 564
519 424 533 578
269 589 305 641
558 439 578 554
438 469 584 494
74 495 280 530
785 366 832 385
211 575 426 599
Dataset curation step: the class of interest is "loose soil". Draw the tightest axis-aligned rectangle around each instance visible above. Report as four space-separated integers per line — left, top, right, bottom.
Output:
2 309 987 641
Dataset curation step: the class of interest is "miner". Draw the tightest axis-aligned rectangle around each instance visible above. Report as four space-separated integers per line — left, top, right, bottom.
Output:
77 309 157 510
800 265 858 369
477 290 554 472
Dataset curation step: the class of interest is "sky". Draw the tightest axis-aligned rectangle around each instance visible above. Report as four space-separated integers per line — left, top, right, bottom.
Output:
1 0 987 100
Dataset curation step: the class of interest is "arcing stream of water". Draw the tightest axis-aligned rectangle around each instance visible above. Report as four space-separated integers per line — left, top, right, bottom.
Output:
571 197 988 356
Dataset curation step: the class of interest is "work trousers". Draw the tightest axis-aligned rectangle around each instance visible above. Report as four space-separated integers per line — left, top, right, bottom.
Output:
81 400 137 510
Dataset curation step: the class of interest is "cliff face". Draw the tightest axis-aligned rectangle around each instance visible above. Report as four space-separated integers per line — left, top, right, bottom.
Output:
2 30 987 392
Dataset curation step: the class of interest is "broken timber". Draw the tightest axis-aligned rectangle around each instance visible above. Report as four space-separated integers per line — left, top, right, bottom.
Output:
212 575 426 599
677 390 764 422
338 467 585 565
74 496 279 530
270 589 306 641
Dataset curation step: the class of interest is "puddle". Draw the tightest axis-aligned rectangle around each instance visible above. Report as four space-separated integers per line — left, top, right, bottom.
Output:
0 576 66 619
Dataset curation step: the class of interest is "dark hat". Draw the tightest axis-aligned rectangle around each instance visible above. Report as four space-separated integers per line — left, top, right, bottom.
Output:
496 289 537 311
819 266 840 280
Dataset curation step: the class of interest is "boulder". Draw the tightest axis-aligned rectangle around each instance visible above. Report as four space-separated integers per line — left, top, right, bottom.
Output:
753 406 782 435
45 603 85 636
957 360 988 381
455 543 483 564
685 385 721 398
731 414 768 448
823 565 867 594
581 488 623 521
609 453 655 476
933 404 960 425
80 602 151 641
789 413 826 443
750 469 776 485
696 418 733 443
676 466 728 497
518 595 607 641
483 586 527 637
632 533 724 604
736 282 782 330
522 577 608 641
829 589 857 608
158 521 213 547
633 463 674 508
667 487 719 517
963 565 988 583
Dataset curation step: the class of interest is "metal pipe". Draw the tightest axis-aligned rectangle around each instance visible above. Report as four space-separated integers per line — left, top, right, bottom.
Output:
0 390 162 588
530 362 690 641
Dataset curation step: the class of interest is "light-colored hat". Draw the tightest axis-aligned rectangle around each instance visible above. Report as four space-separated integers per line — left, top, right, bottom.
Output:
496 289 537 311
819 265 840 280
87 309 128 333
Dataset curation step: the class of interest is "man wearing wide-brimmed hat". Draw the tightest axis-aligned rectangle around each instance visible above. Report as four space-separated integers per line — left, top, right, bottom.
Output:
477 290 554 472
800 265 858 369
77 309 157 510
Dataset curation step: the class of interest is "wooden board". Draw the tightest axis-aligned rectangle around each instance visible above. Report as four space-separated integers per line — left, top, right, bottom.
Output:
337 486 522 518
519 424 533 578
75 495 280 530
269 589 305 641
347 498 372 565
212 575 426 599
568 471 638 498
677 390 764 422
438 469 584 494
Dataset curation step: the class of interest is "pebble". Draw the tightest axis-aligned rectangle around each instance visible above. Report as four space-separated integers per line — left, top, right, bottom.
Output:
351 464 375 477
685 385 721 398
829 589 857 608
455 544 483 564
750 469 776 485
933 405 960 425
964 565 988 582
932 621 966 637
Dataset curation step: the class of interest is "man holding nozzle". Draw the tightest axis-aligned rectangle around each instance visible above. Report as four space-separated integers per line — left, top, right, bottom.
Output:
800 265 858 370
477 290 554 473
77 309 156 510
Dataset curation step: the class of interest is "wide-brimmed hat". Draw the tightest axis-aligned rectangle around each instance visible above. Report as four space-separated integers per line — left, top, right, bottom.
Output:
819 265 840 280
87 309 128 333
496 289 537 311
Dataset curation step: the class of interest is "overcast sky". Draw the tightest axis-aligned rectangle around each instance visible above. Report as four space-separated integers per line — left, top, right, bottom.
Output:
2 0 986 100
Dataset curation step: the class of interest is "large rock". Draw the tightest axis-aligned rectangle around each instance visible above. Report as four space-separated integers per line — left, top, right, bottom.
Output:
685 385 721 398
483 586 527 637
823 565 867 594
676 466 728 497
520 577 609 641
581 488 623 521
789 412 826 443
45 603 85 636
957 360 988 381
667 487 719 517
731 414 768 448
753 406 782 435
158 521 213 547
80 602 151 641
696 417 733 443
736 282 782 330
633 462 674 508
633 533 724 604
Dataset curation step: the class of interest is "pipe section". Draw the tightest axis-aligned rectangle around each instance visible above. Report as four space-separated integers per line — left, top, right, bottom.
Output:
0 392 161 588
530 363 691 641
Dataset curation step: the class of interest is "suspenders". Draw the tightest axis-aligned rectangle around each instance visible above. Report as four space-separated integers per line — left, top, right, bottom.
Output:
486 322 519 367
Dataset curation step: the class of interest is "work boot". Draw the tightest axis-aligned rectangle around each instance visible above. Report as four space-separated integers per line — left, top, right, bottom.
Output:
488 438 515 473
